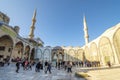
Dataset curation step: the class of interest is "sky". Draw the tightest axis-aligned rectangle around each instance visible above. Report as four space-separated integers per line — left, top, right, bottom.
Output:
0 0 120 47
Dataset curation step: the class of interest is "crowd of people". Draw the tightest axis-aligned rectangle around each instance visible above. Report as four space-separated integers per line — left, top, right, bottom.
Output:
15 58 73 74
0 56 10 67
15 57 52 73
15 58 35 73
35 60 52 74
15 59 103 73
0 56 110 74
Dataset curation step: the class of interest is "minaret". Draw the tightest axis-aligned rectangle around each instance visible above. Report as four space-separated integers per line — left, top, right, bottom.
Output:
83 15 89 44
29 9 36 39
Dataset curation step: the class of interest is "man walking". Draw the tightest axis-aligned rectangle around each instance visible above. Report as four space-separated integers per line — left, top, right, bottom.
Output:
47 62 52 74
16 61 20 73
67 61 72 73
44 61 48 74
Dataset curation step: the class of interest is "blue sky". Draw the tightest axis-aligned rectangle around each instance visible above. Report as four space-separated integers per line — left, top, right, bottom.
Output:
0 0 120 47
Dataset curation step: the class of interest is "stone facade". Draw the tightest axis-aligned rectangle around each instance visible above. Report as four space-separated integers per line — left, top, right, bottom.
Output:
37 46 84 64
0 11 43 61
1 11 120 67
82 23 120 66
37 23 120 66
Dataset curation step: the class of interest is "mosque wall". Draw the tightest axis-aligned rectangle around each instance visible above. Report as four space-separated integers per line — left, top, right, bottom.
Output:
90 42 99 61
0 25 35 61
98 36 115 65
1 11 120 67
0 23 35 61
37 47 52 61
113 28 120 64
82 23 120 66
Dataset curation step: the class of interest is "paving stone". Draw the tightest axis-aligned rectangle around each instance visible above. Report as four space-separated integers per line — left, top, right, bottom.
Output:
0 63 81 80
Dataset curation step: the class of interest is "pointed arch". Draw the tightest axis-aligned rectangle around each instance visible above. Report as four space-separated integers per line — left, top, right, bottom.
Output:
113 28 120 63
24 45 30 59
90 42 99 61
0 35 13 59
14 41 24 58
43 48 51 61
52 46 64 62
68 49 75 61
77 49 84 61
64 49 68 61
84 46 90 61
99 36 115 65
37 48 42 60
30 48 35 60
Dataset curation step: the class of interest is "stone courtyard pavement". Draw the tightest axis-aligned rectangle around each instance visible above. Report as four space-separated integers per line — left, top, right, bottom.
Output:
1 63 120 80
0 63 85 80
87 68 120 80
75 66 120 80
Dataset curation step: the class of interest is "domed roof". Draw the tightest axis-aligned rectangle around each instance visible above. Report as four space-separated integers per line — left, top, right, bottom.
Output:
0 11 10 24
53 46 63 50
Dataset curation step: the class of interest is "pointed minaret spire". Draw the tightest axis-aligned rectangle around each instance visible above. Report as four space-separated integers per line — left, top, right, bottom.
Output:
83 15 89 44
29 9 37 39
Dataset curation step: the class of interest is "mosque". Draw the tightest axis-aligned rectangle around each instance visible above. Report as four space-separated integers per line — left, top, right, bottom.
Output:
0 10 120 66
0 10 44 62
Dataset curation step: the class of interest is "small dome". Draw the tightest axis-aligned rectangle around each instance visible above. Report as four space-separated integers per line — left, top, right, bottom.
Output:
0 12 10 24
45 46 51 48
14 26 20 34
53 46 63 50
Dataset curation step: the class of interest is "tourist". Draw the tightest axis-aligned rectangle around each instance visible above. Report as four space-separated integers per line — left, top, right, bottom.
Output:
44 61 48 73
47 62 52 74
64 61 67 71
16 61 20 73
35 61 41 72
24 60 29 70
107 61 111 67
28 60 32 70
67 61 72 73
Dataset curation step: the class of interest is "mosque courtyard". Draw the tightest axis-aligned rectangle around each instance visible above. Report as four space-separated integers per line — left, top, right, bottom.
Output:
0 2 120 80
0 63 120 80
0 63 83 80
